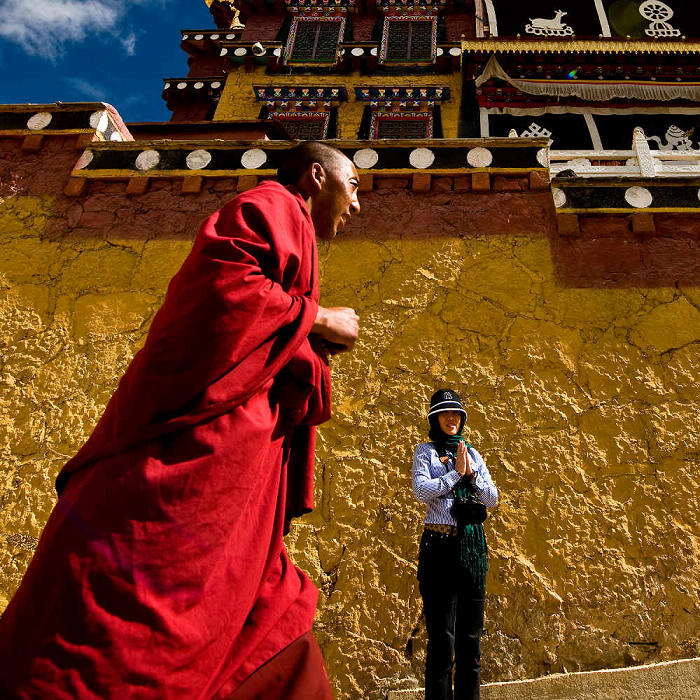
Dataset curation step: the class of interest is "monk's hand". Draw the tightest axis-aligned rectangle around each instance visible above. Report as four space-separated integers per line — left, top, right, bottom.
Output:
312 306 359 353
455 441 470 476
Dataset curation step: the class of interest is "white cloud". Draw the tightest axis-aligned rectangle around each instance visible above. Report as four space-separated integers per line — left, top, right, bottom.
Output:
0 0 146 60
63 76 108 101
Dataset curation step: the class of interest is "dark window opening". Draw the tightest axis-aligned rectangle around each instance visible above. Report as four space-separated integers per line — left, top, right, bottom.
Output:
274 115 328 139
384 19 434 63
374 114 432 139
288 19 343 64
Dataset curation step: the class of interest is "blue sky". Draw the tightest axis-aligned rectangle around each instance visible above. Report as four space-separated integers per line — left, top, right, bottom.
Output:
0 0 215 123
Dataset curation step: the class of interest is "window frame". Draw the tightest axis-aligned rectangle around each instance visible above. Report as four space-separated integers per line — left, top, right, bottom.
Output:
284 15 345 66
370 111 433 139
380 15 437 65
268 111 331 140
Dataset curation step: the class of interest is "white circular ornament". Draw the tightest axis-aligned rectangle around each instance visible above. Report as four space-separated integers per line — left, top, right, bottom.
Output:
27 112 52 130
370 47 377 56
220 48 228 56
177 82 188 89
194 82 204 89
186 150 212 170
409 148 435 169
353 148 378 169
211 81 222 89
351 47 364 56
536 148 549 168
241 148 267 169
467 147 493 168
449 47 461 56
194 34 204 40
89 110 109 133
226 33 236 39
211 34 219 40
234 47 247 56
273 48 282 56
625 186 653 208
135 150 161 171
75 150 94 170
552 187 566 208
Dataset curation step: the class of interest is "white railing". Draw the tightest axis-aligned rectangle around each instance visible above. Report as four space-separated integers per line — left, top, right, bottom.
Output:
547 127 700 179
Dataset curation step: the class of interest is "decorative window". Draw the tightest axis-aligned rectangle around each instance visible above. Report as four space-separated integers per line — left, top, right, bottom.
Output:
380 16 436 64
372 112 432 139
285 16 345 65
274 113 330 139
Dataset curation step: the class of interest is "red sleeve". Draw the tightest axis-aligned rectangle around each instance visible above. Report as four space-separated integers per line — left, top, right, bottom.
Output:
57 184 320 491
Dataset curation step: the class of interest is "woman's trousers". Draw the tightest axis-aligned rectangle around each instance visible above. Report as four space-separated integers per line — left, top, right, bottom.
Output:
418 529 485 700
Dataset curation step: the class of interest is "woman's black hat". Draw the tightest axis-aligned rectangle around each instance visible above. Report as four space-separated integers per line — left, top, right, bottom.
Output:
427 389 467 421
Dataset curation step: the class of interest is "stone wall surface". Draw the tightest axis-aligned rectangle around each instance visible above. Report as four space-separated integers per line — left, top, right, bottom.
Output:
1 135 699 699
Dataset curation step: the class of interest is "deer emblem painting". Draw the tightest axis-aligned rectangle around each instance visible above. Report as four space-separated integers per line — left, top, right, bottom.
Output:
525 9 574 36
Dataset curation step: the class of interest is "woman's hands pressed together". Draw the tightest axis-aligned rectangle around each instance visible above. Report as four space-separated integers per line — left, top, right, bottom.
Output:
455 441 472 477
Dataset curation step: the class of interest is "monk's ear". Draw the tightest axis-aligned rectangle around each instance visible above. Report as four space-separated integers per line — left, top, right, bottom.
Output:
309 162 326 193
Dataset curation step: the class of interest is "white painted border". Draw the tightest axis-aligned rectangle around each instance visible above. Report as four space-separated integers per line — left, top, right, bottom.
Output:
483 0 498 37
480 107 490 137
583 111 603 150
593 0 612 37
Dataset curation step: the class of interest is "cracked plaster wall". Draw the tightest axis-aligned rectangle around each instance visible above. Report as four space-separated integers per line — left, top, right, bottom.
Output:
1 136 699 699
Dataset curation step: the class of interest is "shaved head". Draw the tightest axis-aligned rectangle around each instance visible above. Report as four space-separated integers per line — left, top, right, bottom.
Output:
277 141 350 187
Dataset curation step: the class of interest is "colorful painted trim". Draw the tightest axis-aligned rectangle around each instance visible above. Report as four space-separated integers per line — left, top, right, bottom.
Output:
268 111 330 138
355 86 448 107
254 86 347 108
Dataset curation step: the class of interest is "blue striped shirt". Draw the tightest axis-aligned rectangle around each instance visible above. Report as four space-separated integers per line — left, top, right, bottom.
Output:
412 442 498 526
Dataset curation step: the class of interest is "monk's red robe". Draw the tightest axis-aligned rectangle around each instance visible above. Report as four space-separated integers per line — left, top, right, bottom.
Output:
0 181 332 699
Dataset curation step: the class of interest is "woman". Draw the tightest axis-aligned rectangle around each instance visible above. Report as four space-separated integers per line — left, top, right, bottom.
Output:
412 389 498 700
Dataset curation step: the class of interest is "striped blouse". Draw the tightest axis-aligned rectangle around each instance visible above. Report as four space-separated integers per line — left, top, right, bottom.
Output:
412 442 498 526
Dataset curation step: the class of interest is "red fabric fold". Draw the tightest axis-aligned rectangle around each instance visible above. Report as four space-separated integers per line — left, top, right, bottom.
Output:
0 181 332 699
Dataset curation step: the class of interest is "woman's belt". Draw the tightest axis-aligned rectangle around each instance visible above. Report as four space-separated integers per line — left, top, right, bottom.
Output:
424 523 458 537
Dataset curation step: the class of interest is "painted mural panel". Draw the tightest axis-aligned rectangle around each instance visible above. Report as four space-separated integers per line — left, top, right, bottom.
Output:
488 0 697 39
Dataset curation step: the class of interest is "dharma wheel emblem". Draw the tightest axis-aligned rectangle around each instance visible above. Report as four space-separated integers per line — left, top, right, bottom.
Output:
639 1 680 38
525 10 574 37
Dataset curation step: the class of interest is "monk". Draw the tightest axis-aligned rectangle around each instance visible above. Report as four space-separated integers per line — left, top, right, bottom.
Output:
0 142 361 699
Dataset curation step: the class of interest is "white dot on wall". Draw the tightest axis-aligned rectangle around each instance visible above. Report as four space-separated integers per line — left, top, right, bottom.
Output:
436 47 443 56
449 47 461 56
409 148 435 169
467 147 493 168
536 148 549 168
211 34 219 40
27 112 52 130
75 150 94 170
234 47 247 56
177 82 188 89
241 148 267 169
353 148 378 169
273 48 282 56
186 149 212 170
211 81 222 89
625 186 653 208
89 110 109 133
351 47 364 56
194 34 204 40
135 150 161 171
194 82 204 89
552 187 566 208
110 132 123 142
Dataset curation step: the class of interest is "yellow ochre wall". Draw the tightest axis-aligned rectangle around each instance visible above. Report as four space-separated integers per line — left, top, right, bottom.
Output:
1 170 699 699
214 66 463 139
